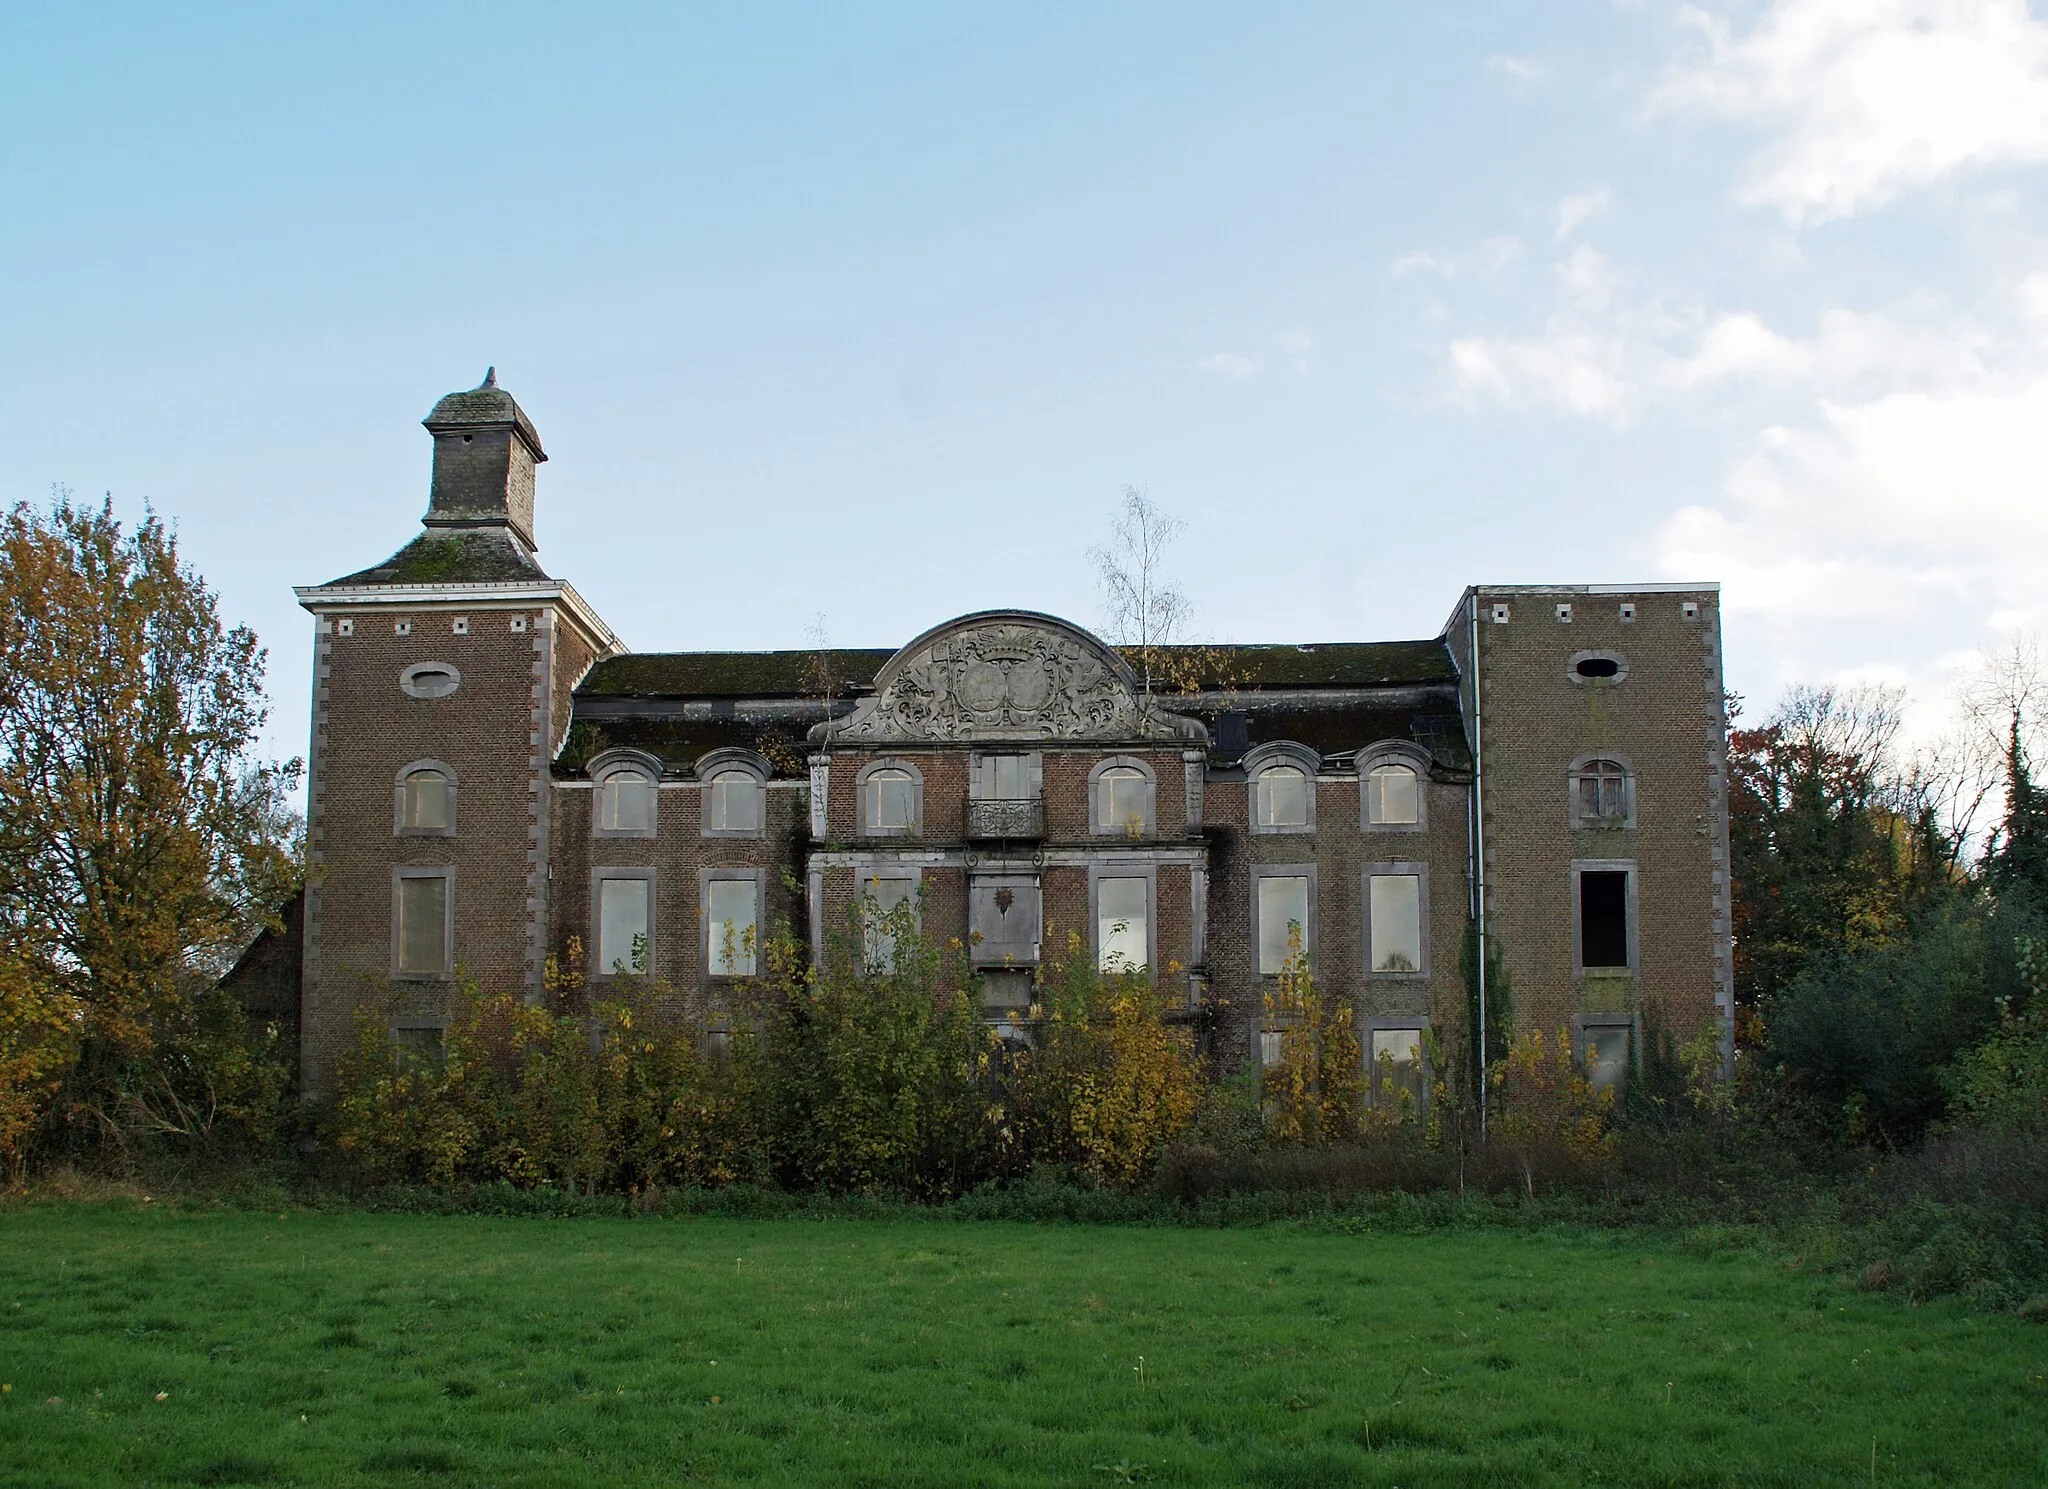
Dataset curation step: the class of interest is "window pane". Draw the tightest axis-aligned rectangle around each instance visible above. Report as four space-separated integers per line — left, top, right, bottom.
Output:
1257 766 1308 827
869 769 915 829
397 875 447 975
1097 876 1148 972
709 770 759 831
707 878 758 975
1097 767 1146 831
1368 764 1417 825
1257 876 1310 974
404 769 451 830
1580 870 1630 967
1585 1027 1629 1090
602 773 653 831
1369 874 1422 973
1370 1028 1426 1107
598 877 650 974
1372 1028 1423 1066
982 755 1030 800
862 874 917 970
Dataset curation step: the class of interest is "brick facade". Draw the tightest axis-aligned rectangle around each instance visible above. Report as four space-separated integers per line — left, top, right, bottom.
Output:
283 376 1731 1101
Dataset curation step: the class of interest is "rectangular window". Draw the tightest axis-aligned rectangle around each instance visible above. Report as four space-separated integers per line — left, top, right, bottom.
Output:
598 877 651 974
970 876 1041 967
396 873 448 977
977 754 1033 800
861 873 918 971
1369 1027 1426 1108
1583 1025 1630 1091
1097 876 1148 973
1580 870 1630 968
707 877 758 976
1257 875 1310 974
1369 874 1422 974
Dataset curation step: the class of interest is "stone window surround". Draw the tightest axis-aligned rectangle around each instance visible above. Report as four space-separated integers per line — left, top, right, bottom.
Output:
590 865 657 979
1362 1015 1432 1110
1243 741 1320 835
697 747 772 840
1251 862 1318 976
589 747 663 840
1566 649 1630 688
701 866 766 979
392 758 458 838
1568 752 1637 831
853 856 924 950
1571 1011 1639 1087
1363 860 1431 981
1088 755 1157 838
1571 857 1639 976
390 864 454 982
399 660 460 700
1088 859 1158 977
855 757 925 838
1356 740 1431 835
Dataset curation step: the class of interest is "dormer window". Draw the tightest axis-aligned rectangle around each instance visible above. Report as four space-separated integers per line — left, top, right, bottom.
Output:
706 768 762 833
1365 762 1418 827
591 753 662 838
1254 765 1309 830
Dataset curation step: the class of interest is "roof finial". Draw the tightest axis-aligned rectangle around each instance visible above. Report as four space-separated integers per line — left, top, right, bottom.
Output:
481 366 497 388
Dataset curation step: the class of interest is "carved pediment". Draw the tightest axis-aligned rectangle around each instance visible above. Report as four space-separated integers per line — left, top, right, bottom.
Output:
817 612 1203 745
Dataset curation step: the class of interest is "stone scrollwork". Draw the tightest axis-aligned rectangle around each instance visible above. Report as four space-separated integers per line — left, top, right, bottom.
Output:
821 613 1202 744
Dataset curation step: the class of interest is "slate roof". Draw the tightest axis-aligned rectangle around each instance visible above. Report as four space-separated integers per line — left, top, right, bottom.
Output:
321 528 551 588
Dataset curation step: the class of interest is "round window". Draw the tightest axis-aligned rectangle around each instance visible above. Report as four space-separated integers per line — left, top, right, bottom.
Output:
1567 651 1628 686
400 662 461 700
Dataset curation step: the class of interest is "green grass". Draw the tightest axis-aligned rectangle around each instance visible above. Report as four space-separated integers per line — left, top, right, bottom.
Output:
1 1205 2044 1486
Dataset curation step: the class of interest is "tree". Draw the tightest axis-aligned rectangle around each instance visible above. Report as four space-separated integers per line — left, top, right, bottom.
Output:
0 492 300 1160
1090 487 1192 696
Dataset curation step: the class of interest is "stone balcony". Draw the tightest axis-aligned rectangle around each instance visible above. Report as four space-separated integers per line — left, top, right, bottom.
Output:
965 797 1044 841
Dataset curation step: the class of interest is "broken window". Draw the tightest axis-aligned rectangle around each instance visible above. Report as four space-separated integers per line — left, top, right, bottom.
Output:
1257 875 1310 974
1369 874 1423 974
599 769 655 833
401 768 452 831
706 877 758 976
1095 765 1149 833
706 768 762 833
1579 869 1631 969
1097 876 1148 973
597 876 651 975
865 768 918 832
1574 759 1629 823
395 872 449 977
1365 762 1418 826
860 873 918 971
1254 765 1309 829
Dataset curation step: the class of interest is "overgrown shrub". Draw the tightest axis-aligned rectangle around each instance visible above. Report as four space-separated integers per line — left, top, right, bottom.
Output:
1260 936 1362 1145
1485 1029 1614 1194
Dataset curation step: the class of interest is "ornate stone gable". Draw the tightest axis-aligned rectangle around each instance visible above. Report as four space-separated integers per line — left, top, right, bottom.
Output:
819 612 1203 744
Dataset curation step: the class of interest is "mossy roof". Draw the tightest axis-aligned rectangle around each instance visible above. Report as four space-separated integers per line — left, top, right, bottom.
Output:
323 528 551 588
575 639 1455 700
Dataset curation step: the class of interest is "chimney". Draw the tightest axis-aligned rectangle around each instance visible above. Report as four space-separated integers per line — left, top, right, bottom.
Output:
421 367 546 550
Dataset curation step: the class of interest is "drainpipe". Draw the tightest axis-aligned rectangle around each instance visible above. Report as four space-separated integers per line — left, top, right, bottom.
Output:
1468 592 1489 1137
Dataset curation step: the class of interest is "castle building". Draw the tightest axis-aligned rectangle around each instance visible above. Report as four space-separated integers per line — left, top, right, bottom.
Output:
286 374 1734 1101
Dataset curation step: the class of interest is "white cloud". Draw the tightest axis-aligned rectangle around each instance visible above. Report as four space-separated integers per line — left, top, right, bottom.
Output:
1653 0 2048 224
1486 54 1551 84
1391 236 1524 280
1554 188 1614 240
1196 351 1262 378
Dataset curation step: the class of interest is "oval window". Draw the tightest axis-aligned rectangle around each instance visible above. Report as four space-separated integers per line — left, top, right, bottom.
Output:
1575 657 1620 679
400 662 462 700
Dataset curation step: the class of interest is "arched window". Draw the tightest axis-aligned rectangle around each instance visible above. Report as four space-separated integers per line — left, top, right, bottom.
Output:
861 764 921 835
1095 766 1150 834
1365 762 1418 827
1254 765 1310 830
393 760 456 836
1571 757 1632 827
595 764 657 836
705 768 762 834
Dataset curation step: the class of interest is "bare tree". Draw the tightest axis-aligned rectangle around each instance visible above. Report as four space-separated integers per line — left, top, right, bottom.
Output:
1089 487 1191 695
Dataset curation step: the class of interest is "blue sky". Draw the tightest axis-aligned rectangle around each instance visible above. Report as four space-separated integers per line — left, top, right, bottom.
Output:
5 2 2047 760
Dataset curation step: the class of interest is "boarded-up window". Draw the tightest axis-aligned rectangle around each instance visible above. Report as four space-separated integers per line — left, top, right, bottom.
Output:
1369 874 1422 974
1365 763 1418 825
1580 870 1630 968
707 769 761 832
600 771 654 832
1255 766 1309 828
1575 760 1628 821
402 769 452 831
977 755 1034 800
707 878 758 976
396 874 448 976
1097 876 1148 972
970 876 1041 967
861 873 918 970
598 877 650 974
1257 875 1310 974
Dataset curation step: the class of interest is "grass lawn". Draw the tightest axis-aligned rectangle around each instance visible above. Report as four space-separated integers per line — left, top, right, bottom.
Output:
0 1204 2043 1487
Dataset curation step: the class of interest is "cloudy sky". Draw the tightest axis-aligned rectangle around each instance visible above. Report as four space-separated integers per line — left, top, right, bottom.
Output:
3 1 2044 756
